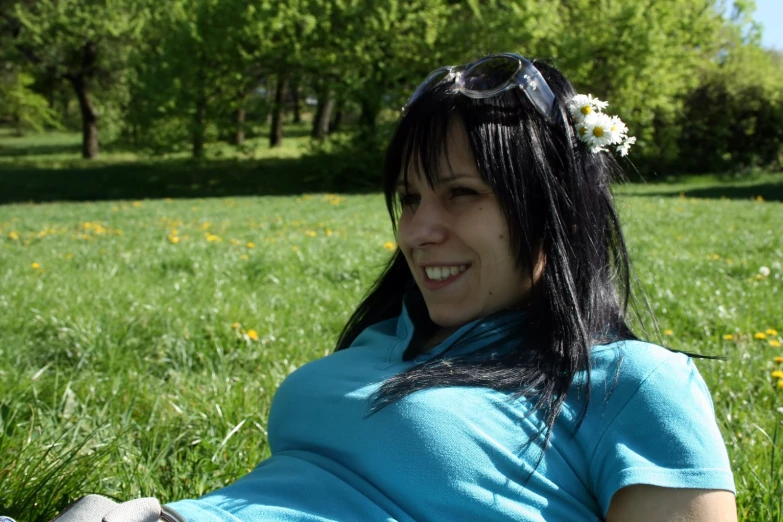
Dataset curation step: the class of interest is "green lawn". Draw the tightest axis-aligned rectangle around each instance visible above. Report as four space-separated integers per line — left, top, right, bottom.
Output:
1 130 782 520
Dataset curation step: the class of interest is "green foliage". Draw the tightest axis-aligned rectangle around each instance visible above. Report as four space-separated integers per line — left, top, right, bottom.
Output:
8 0 151 155
545 0 723 167
0 71 61 133
677 46 783 174
2 0 783 169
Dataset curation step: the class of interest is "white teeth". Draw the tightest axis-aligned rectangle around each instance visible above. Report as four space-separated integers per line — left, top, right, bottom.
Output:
424 265 469 281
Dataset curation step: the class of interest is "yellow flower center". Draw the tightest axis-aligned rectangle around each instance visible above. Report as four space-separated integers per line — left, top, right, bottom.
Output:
580 106 591 115
593 127 604 137
578 127 587 136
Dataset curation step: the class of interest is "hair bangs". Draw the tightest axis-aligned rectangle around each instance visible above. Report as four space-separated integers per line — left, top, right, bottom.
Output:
383 86 473 229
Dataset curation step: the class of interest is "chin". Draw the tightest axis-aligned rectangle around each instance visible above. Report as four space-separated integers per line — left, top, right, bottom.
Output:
426 305 478 329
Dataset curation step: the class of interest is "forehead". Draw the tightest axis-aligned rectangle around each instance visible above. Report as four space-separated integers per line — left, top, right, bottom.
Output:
396 117 480 187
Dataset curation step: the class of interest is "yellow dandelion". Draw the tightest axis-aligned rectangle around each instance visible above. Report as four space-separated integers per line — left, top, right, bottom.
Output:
165 197 173 202
8 231 19 240
205 234 221 242
65 253 73 259
247 242 255 248
326 229 333 237
754 332 767 340
710 254 720 260
304 230 316 238
777 379 783 389
766 329 778 336
722 334 734 341
168 235 180 244
292 246 299 252
664 329 674 336
770 340 782 348
132 201 143 208
230 239 241 246
384 241 396 252
774 356 783 364
247 329 259 341
200 222 211 230
772 370 783 379
755 195 764 202
232 322 240 329
31 262 41 269
240 254 249 260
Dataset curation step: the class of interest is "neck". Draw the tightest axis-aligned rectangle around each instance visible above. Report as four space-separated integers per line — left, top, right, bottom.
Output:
423 326 460 352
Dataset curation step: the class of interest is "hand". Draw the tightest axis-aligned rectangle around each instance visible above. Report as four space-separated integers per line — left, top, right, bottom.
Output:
48 495 186 522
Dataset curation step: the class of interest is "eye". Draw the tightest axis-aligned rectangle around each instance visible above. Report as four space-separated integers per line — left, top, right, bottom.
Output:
449 186 479 199
397 193 420 209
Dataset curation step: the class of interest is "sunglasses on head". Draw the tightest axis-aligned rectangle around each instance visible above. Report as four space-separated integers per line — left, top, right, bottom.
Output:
403 53 556 122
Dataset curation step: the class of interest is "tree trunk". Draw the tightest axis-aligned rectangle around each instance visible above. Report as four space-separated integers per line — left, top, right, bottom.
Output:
270 74 288 148
291 79 302 124
234 105 246 145
68 41 100 159
311 88 335 140
329 99 345 133
192 93 207 159
69 74 99 159
359 95 381 137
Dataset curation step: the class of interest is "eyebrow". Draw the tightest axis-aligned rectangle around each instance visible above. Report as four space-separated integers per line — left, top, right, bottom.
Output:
394 173 477 190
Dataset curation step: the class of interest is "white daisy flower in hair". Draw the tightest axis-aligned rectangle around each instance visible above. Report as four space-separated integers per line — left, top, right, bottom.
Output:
568 94 609 122
583 112 614 152
616 136 636 157
607 115 629 144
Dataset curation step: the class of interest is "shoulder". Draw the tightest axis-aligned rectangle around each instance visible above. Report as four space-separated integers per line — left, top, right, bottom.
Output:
574 340 735 516
585 339 710 410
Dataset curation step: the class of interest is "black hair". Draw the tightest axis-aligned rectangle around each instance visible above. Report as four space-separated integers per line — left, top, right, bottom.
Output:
335 59 640 453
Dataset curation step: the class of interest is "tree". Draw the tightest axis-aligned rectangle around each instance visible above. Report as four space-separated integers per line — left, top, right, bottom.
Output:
125 0 264 157
9 0 149 158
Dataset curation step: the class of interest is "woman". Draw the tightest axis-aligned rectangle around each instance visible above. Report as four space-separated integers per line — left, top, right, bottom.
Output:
54 54 737 521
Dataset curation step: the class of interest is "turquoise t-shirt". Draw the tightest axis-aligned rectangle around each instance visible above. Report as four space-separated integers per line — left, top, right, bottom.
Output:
168 302 735 521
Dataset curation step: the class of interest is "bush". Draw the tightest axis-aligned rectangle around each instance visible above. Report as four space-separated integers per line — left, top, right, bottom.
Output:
676 46 783 174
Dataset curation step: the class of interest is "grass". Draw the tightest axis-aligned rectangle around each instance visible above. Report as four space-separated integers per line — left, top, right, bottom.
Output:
0 129 782 521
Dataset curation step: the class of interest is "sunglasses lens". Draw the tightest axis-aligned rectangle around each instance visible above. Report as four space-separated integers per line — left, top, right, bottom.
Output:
461 56 519 93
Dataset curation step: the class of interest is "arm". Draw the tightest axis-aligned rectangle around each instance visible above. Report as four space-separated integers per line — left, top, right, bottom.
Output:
606 485 737 522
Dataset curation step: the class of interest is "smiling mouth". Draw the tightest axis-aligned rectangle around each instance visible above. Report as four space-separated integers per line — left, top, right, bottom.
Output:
423 264 470 282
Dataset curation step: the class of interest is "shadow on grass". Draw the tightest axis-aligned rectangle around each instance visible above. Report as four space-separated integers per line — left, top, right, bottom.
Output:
622 178 783 203
0 154 382 205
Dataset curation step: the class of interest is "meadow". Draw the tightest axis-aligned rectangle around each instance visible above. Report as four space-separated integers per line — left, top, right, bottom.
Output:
0 128 782 521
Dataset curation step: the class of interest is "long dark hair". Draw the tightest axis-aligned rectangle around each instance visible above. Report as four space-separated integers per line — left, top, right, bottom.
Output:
335 60 640 450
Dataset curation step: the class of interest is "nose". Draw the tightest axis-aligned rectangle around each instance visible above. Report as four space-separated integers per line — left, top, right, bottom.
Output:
400 196 448 248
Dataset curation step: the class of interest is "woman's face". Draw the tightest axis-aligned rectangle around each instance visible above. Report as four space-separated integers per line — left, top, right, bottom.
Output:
395 119 535 329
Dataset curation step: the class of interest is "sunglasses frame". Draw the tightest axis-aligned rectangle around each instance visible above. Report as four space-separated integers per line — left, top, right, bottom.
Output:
403 53 556 122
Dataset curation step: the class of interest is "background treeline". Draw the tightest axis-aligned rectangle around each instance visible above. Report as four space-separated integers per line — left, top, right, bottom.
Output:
1 0 782 178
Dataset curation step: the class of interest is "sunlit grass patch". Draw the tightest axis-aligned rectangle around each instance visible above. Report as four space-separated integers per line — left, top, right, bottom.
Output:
1 185 782 520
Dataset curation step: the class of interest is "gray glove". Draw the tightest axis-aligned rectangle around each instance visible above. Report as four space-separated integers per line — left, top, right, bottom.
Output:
48 495 186 522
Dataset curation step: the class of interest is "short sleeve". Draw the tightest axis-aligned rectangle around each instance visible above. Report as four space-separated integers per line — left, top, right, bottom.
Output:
589 353 735 516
